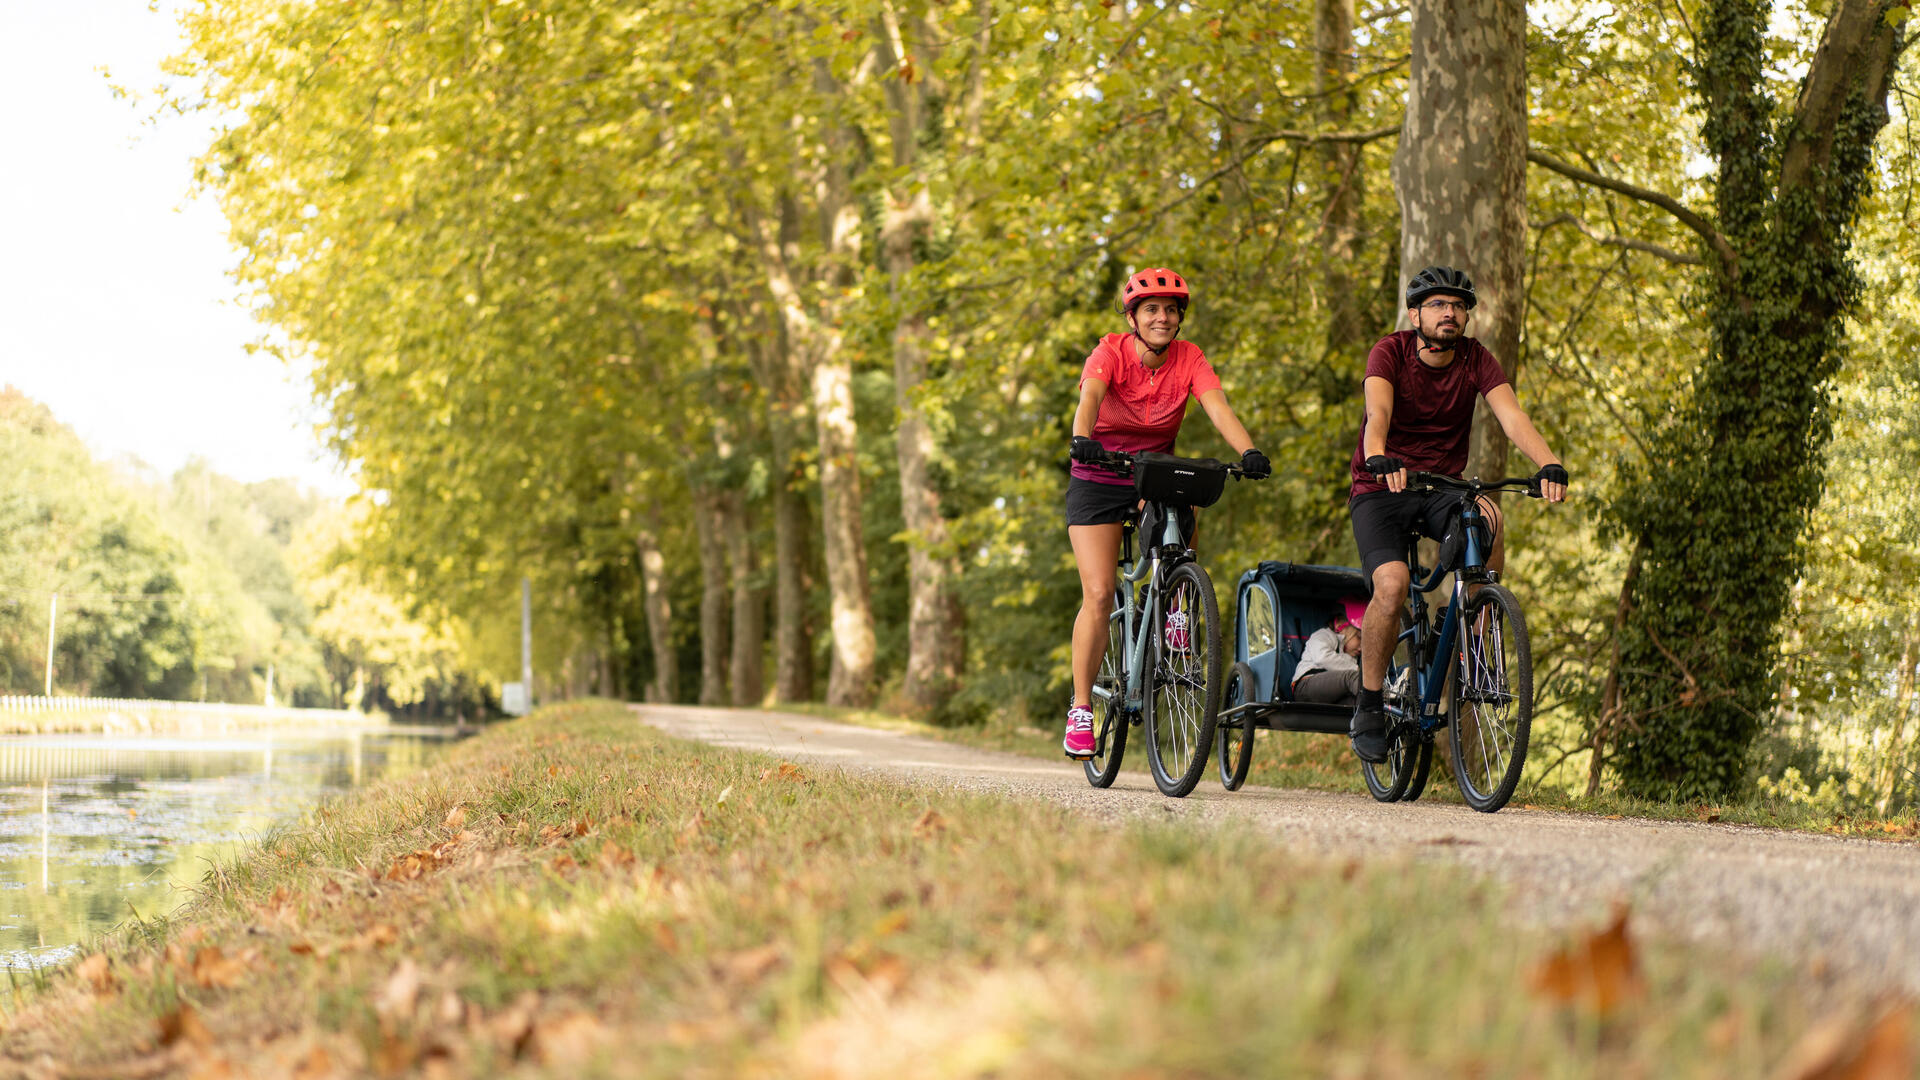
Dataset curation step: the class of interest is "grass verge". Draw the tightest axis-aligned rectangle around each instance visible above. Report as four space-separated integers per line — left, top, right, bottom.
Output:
783 703 1920 840
12 700 1910 1078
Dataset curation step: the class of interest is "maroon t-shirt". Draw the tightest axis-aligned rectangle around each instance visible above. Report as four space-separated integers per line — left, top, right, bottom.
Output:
1348 331 1510 497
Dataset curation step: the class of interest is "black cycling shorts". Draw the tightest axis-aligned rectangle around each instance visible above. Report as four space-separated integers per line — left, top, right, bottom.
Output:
1065 478 1195 544
1350 489 1457 580
1065 477 1139 527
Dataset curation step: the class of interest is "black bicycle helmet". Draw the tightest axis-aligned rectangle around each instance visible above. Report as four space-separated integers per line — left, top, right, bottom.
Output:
1405 265 1477 309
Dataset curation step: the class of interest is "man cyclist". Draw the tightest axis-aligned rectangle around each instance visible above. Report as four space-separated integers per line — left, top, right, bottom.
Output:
1347 265 1568 763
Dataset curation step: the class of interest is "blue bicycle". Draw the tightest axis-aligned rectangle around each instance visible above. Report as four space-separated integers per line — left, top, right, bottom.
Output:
1082 449 1253 797
1366 471 1541 813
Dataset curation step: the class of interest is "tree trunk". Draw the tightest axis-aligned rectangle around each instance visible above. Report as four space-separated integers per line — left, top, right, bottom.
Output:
810 356 879 706
877 16 966 716
721 488 766 707
1876 620 1920 814
635 524 676 704
691 487 731 706
769 409 815 703
1391 0 1528 481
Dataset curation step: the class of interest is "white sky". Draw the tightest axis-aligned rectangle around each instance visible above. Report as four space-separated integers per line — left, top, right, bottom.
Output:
0 1 354 497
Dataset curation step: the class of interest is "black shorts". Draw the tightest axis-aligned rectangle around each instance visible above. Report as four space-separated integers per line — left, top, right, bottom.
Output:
1350 489 1457 580
1065 477 1138 526
1065 478 1196 544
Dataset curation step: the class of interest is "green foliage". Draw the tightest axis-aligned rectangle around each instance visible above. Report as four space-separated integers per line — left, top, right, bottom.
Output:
162 0 1919 805
1607 0 1901 798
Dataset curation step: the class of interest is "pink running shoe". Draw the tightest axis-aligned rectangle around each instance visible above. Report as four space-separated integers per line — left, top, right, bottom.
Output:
1063 705 1096 759
1164 610 1191 654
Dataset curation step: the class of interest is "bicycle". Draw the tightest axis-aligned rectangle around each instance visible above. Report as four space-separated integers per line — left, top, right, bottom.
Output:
1082 449 1254 797
1363 471 1541 813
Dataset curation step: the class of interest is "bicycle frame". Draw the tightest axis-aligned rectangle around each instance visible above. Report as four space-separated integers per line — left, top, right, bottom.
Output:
1395 497 1491 735
1090 503 1187 715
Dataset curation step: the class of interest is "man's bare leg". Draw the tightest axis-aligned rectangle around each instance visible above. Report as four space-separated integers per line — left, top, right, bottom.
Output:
1362 561 1411 691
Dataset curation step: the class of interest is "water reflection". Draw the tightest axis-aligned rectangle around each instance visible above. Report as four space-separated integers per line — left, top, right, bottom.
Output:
0 728 447 967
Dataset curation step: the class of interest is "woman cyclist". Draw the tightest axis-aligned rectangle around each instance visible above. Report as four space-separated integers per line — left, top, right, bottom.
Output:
1062 267 1270 760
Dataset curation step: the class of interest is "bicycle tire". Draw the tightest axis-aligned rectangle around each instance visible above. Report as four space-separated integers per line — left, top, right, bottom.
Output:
1361 722 1417 802
1401 737 1435 801
1083 589 1130 789
1144 561 1221 798
1217 661 1258 791
1448 583 1532 812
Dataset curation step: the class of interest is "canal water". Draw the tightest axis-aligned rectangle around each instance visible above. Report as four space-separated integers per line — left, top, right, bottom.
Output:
0 728 449 968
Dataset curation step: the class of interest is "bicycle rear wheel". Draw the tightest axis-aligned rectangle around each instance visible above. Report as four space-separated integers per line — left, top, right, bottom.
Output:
1084 590 1130 789
1449 583 1532 812
1144 561 1221 798
1217 661 1257 791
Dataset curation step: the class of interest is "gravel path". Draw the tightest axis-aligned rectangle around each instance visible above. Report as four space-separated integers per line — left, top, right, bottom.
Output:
636 703 1920 995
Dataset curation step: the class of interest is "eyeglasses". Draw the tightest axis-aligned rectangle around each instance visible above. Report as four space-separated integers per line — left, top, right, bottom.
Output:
1419 299 1469 314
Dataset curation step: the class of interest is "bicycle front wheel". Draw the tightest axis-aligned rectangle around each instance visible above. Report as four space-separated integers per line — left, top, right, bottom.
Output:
1144 561 1222 798
1084 589 1129 789
1449 583 1532 812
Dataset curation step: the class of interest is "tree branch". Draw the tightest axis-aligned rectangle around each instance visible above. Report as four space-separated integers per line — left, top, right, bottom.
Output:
1525 148 1738 270
1534 211 1704 265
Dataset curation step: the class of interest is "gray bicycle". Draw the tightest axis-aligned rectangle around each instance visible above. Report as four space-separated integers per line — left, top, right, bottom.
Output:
1082 449 1255 797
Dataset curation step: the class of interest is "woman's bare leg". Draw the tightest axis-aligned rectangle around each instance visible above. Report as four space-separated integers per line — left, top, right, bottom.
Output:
1068 523 1125 706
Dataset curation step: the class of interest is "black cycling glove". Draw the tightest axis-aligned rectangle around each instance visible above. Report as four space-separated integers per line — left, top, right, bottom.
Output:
1240 448 1272 479
1364 455 1404 480
1535 463 1569 487
1070 436 1105 464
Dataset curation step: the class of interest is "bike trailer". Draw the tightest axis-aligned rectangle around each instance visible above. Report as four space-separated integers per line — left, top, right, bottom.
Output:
1233 561 1369 733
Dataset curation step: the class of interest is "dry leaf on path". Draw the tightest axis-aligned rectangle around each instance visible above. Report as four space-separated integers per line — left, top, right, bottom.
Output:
1770 1005 1913 1080
1527 904 1644 1017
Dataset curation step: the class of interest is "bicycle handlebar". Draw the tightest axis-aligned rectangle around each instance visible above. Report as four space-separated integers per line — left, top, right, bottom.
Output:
1086 448 1254 479
1404 471 1544 499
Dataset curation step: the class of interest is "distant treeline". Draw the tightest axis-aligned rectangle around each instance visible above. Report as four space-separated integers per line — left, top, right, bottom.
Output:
0 389 491 717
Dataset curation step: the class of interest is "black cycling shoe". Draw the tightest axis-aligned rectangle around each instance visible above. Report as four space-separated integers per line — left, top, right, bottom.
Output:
1350 704 1390 764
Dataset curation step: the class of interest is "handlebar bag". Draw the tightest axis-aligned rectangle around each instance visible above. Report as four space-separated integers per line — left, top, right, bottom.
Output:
1132 452 1229 509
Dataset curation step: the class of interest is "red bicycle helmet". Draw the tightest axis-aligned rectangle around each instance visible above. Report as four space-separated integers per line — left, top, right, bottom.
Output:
1120 267 1190 314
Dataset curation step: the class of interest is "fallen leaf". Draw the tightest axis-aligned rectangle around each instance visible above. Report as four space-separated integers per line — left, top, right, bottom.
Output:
436 990 466 1026
1770 1005 1912 1080
871 910 911 937
190 945 252 989
443 805 467 831
716 785 734 806
912 809 947 839
718 944 784 983
158 1003 215 1048
73 952 116 996
351 923 400 952
488 993 540 1058
1528 904 1644 1017
291 1046 336 1080
531 1011 607 1065
127 808 138 821
376 959 422 1021
597 840 635 869
550 853 578 874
